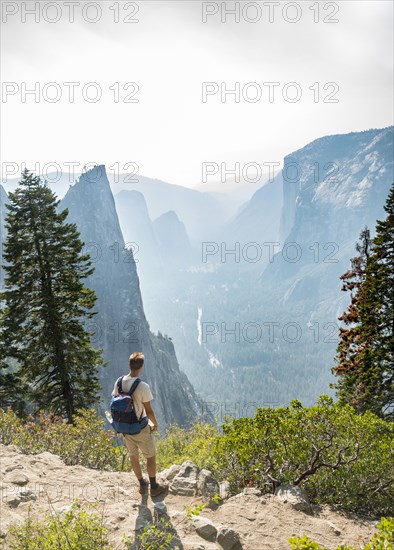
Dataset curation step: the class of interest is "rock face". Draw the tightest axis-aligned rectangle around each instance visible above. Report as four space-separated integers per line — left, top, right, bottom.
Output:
59 165 203 429
269 126 394 283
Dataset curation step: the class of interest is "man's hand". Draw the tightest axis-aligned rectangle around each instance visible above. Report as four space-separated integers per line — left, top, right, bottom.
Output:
143 400 159 432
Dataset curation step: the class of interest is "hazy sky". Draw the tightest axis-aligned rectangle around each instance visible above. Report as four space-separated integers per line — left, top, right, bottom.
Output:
1 0 393 188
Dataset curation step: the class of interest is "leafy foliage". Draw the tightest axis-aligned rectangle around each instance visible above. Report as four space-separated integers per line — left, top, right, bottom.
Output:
0 169 105 422
156 421 218 471
136 518 173 550
6 501 113 550
213 396 394 516
288 517 394 550
0 408 129 471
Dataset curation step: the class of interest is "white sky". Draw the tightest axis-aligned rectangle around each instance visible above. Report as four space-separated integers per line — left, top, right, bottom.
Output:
1 0 393 188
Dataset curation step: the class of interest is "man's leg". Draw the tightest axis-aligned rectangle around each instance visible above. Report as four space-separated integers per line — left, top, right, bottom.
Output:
130 453 143 480
146 455 156 478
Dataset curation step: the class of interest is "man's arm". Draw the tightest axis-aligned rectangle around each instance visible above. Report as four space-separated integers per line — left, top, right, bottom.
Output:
143 401 158 431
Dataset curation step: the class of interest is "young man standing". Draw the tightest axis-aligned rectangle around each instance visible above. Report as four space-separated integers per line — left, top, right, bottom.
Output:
112 352 167 497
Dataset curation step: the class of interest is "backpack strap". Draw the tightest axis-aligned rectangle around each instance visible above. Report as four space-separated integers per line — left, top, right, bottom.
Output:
127 378 146 421
116 376 141 396
127 378 141 397
116 376 124 394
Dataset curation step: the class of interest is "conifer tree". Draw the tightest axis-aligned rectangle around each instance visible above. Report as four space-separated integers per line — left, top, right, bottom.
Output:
359 183 394 418
331 227 372 403
333 183 394 419
0 169 104 422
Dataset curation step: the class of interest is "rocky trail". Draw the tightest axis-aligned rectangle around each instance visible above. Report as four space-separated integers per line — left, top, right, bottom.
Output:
0 445 378 549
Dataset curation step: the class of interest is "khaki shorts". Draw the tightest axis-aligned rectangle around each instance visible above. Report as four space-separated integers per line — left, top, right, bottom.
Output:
123 423 156 458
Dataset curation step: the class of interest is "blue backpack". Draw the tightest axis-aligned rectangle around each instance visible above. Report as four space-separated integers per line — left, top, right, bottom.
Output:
110 376 149 435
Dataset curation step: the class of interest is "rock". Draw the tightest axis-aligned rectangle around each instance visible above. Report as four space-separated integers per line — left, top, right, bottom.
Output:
6 490 37 508
192 517 217 542
197 469 220 499
161 464 181 481
274 484 312 514
219 481 230 499
170 461 198 496
327 521 341 536
5 472 29 486
217 526 240 550
241 487 261 496
5 464 24 473
153 501 167 515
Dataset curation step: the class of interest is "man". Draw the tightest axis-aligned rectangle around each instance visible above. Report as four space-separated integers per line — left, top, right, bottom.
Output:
112 352 167 497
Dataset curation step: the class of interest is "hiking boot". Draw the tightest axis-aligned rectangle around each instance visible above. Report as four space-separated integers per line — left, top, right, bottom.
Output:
138 479 149 494
150 483 168 498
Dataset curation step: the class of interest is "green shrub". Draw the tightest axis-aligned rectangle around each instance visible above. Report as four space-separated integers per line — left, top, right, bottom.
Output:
288 517 394 550
156 421 218 471
0 408 129 471
5 501 113 550
213 396 394 516
136 518 173 550
364 517 394 549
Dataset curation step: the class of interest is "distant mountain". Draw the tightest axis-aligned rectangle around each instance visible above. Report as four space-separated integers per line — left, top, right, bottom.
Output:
153 211 193 268
113 176 233 243
265 126 393 285
139 126 394 408
57 166 204 428
226 174 283 257
114 190 163 283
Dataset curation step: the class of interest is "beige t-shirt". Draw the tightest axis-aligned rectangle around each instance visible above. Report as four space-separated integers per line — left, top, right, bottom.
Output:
112 375 153 420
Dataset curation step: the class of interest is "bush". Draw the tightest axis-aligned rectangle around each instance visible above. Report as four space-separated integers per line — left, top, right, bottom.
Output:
156 421 218 471
0 408 129 471
136 518 173 550
288 517 394 549
213 396 394 516
5 501 113 550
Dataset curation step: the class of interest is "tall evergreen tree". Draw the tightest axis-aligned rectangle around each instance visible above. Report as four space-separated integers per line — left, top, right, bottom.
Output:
359 183 394 418
333 184 394 419
0 169 104 422
331 227 372 402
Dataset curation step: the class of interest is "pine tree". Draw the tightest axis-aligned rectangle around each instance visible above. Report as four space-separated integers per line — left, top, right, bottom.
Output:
331 227 372 404
359 183 394 418
333 184 394 419
0 169 104 422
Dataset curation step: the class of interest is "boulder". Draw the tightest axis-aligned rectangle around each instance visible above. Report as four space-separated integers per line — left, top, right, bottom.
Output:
170 461 198 496
5 472 29 486
153 501 167 516
197 469 220 499
217 526 240 550
6 489 37 508
192 516 217 541
274 484 312 514
161 464 182 481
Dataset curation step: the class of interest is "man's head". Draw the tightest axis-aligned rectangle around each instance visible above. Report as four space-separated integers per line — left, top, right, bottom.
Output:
129 352 145 373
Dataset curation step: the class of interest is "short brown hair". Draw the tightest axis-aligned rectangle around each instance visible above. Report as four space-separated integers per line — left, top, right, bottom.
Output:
129 352 144 371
